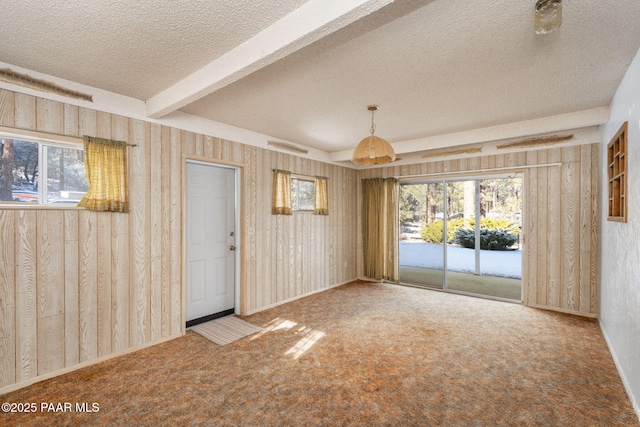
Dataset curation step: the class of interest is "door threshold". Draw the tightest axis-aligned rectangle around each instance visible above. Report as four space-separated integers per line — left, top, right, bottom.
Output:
186 308 235 328
394 281 522 304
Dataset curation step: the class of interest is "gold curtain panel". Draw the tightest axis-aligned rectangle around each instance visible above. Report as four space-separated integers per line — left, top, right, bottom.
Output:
77 136 129 213
313 176 329 215
272 169 292 215
361 177 399 281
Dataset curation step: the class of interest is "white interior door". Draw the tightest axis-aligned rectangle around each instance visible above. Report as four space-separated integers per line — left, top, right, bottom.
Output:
185 161 236 323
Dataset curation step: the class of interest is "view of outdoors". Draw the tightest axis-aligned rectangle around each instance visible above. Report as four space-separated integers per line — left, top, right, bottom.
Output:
399 177 523 301
0 138 87 204
291 177 315 211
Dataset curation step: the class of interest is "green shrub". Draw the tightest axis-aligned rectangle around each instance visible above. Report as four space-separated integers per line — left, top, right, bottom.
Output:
420 217 465 244
452 219 520 250
452 228 518 250
421 217 520 249
420 220 445 243
478 217 521 233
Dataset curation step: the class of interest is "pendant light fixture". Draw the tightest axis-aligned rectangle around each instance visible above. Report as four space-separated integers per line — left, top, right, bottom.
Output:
352 105 396 165
535 0 562 35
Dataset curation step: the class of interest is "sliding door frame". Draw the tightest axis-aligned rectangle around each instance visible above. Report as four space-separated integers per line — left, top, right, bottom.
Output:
399 172 525 303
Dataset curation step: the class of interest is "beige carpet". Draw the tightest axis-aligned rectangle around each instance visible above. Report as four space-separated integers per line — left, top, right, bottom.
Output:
1 281 637 426
190 315 263 346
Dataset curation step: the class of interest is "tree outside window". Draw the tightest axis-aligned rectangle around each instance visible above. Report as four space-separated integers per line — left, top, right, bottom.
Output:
291 177 314 211
0 137 87 205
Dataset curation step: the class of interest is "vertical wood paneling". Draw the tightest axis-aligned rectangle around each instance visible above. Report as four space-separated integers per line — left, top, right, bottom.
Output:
0 90 15 126
79 107 97 138
169 127 181 334
63 210 79 366
244 146 258 313
95 212 112 357
0 210 16 387
525 151 538 306
111 116 130 352
129 120 151 346
89 106 112 356
250 149 261 311
0 92 16 385
266 150 275 306
536 150 549 306
160 127 172 336
561 147 580 311
64 104 79 136
150 124 163 341
195 134 203 157
37 211 65 375
36 98 64 133
182 130 196 156
547 149 562 308
15 210 37 381
203 135 214 158
78 211 98 362
15 93 36 130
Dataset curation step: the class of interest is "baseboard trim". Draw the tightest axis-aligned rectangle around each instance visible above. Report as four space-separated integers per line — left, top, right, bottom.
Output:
244 279 358 315
525 303 598 319
599 320 640 422
357 276 384 283
0 333 182 396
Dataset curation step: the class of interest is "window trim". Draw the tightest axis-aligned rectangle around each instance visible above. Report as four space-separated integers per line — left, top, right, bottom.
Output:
290 174 316 213
0 127 86 209
0 125 83 147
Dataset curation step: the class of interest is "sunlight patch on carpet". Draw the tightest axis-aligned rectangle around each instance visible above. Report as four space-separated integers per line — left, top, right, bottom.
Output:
249 317 298 340
285 329 326 359
248 317 325 358
190 316 263 346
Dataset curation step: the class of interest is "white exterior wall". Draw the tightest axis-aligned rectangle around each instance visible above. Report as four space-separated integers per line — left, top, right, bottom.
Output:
600 46 640 417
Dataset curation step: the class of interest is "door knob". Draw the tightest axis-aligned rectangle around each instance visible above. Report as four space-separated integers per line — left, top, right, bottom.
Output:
229 245 236 251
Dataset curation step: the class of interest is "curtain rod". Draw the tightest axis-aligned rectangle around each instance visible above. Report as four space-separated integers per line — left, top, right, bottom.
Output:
272 169 329 179
0 124 137 146
394 163 562 179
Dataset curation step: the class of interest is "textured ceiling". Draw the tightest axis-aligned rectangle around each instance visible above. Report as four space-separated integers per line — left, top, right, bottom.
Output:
1 0 640 161
0 0 307 99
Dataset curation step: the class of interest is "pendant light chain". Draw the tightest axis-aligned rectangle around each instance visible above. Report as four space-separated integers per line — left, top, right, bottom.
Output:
370 108 376 136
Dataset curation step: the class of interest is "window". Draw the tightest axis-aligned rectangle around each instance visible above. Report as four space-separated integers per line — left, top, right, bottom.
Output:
0 135 87 205
291 177 315 211
607 122 627 222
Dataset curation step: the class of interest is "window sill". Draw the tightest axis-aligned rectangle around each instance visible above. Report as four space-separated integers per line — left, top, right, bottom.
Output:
0 203 87 211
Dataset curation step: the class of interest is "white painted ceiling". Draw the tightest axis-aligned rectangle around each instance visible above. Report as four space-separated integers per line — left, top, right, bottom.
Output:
1 0 640 164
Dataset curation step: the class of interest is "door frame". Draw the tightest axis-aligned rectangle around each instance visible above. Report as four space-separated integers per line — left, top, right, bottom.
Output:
181 155 244 334
398 172 526 304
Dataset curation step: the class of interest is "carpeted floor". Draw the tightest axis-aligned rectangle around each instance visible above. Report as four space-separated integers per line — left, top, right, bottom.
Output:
1 281 638 426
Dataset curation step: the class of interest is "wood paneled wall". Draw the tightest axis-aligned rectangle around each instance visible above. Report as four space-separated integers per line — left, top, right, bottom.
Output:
357 146 599 316
0 89 358 390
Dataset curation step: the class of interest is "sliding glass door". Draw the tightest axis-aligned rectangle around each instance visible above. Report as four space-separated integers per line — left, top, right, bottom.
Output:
399 182 445 288
399 176 523 302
